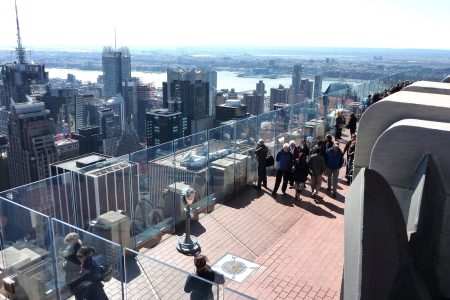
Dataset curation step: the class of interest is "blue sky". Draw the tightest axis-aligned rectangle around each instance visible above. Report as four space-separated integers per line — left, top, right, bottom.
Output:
0 0 449 50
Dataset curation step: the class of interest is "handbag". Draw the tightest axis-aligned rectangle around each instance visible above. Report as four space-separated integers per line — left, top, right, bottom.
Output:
266 155 274 167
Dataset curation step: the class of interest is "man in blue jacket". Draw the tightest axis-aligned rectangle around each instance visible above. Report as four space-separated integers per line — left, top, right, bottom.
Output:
325 142 344 198
272 143 293 196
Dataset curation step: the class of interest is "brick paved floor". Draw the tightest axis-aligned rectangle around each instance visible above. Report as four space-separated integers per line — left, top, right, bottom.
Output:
134 135 350 300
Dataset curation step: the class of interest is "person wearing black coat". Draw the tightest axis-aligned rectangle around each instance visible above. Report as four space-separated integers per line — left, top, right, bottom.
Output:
291 153 309 200
254 139 269 189
69 246 108 300
184 255 224 300
347 113 358 135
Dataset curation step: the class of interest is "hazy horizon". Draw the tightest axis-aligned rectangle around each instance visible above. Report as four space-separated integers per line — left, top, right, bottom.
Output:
1 0 449 50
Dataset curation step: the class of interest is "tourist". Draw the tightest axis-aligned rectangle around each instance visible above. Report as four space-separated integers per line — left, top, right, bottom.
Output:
272 143 293 196
184 255 224 300
254 138 269 190
325 142 344 198
288 140 300 187
291 153 309 200
300 139 310 157
347 113 358 136
308 147 326 199
62 232 82 284
69 246 109 300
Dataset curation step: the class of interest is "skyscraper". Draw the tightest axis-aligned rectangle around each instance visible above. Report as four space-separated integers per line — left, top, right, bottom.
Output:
243 91 264 115
300 79 314 100
72 126 102 155
314 75 323 98
0 134 11 191
146 109 184 147
291 64 302 103
163 67 215 135
0 1 48 110
102 47 131 99
256 80 265 97
7 101 57 187
270 85 290 110
99 108 122 156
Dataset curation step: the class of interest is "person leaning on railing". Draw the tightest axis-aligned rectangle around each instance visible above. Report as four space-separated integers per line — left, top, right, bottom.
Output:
69 246 108 300
184 255 225 300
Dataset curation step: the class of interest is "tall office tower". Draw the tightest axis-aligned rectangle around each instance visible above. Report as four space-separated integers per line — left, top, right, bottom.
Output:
115 120 143 156
0 135 11 191
51 88 78 131
105 94 125 130
256 80 265 97
99 108 122 156
243 91 264 115
203 70 217 116
74 93 89 131
291 64 302 103
72 126 102 155
300 79 313 101
163 67 214 135
270 85 290 110
136 84 153 142
102 46 131 99
314 75 323 98
0 2 48 110
49 154 138 229
122 78 138 122
0 109 10 135
7 101 57 188
146 109 185 147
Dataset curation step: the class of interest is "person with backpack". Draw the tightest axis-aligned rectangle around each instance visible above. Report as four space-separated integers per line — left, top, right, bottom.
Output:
69 246 109 300
272 143 294 197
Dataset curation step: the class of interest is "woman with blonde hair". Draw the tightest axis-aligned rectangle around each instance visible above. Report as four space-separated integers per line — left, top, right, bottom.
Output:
62 232 82 284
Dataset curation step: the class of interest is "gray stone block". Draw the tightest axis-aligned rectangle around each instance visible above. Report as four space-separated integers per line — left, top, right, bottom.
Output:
354 88 450 178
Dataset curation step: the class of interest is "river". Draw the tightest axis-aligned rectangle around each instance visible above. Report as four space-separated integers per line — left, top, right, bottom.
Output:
46 68 363 93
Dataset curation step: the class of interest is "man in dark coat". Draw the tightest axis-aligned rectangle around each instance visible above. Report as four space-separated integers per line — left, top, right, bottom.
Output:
325 142 344 198
272 143 293 196
254 139 269 190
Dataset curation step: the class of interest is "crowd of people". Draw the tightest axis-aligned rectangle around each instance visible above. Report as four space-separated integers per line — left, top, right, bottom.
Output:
62 232 109 300
255 127 358 202
363 80 413 110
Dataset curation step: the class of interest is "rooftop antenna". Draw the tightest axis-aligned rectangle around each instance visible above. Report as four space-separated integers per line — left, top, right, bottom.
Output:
14 0 26 64
114 25 117 51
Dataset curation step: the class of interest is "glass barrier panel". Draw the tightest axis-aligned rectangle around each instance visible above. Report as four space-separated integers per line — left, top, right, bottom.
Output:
233 117 258 191
70 157 138 237
0 175 62 220
257 111 277 176
221 286 257 300
235 116 259 188
51 218 124 300
132 142 176 249
0 197 58 300
207 122 237 209
124 248 220 300
172 132 210 230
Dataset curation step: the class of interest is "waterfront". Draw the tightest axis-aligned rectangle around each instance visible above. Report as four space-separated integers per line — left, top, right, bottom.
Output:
46 68 364 93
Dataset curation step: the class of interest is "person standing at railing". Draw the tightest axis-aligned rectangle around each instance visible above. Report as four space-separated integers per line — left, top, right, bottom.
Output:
334 110 345 140
184 255 224 300
254 139 269 190
272 143 294 197
62 232 82 284
69 246 109 300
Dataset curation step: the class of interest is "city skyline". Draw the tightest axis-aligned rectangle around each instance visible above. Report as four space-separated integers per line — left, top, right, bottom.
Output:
0 0 449 50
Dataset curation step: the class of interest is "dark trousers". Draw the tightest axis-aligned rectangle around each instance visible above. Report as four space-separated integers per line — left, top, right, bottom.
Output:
257 163 267 187
273 170 290 193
